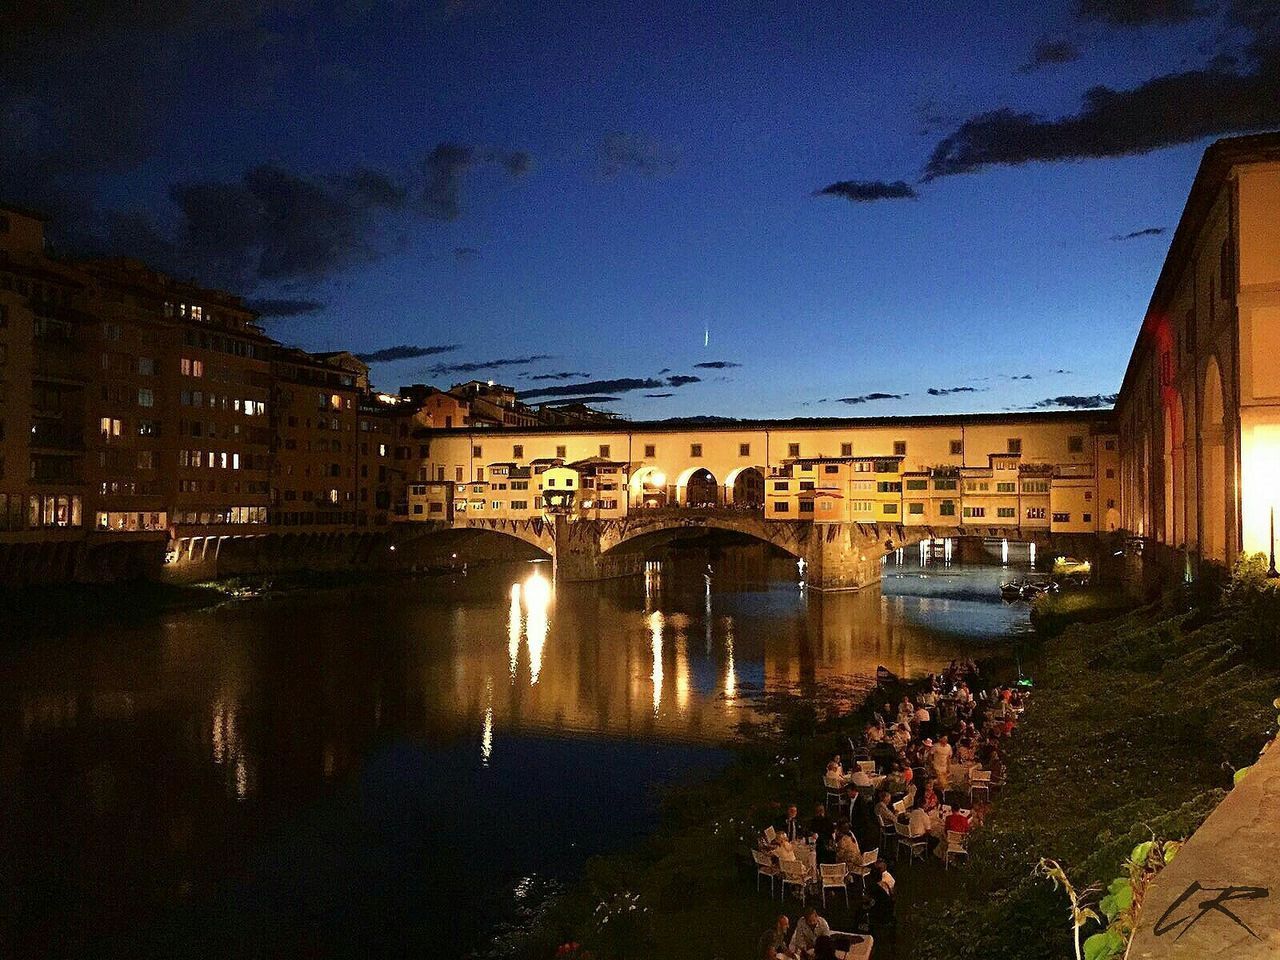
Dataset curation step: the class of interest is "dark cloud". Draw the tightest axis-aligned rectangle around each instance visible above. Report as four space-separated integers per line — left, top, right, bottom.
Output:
693 360 742 369
426 354 554 375
658 368 671 375
598 132 681 178
420 143 532 221
923 37 1280 180
454 246 481 262
536 396 621 406
1021 38 1081 72
1010 373 1035 380
837 393 907 404
1031 393 1119 409
644 393 675 398
520 373 702 400
526 371 591 381
355 344 460 363
1112 226 1167 240
927 385 982 396
1078 0 1208 27
665 375 702 387
815 180 919 202
247 298 326 318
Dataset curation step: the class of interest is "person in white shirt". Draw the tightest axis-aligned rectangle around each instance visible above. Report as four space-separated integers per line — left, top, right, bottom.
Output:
849 766 873 788
875 859 896 894
906 796 931 838
790 906 831 958
930 735 954 788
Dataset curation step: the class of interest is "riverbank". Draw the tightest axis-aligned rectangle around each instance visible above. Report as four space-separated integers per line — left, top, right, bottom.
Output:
510 573 1279 960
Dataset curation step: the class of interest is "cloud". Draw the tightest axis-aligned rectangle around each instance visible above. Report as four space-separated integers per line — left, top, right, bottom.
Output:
644 393 675 398
248 298 326 318
536 396 621 406
1077 0 1208 27
1112 226 1167 240
927 385 982 396
526 371 591 381
426 354 554 375
598 132 681 177
520 373 702 400
693 360 742 369
1021 38 1081 72
923 37 1280 180
815 180 919 202
1030 393 1119 408
355 344 460 363
837 393 907 404
1010 373 1035 380
420 143 532 221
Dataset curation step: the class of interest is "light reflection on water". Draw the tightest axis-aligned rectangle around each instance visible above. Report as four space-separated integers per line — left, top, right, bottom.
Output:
0 542 1035 958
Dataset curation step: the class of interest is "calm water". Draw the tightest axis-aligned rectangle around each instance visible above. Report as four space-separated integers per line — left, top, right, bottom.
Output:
0 542 1034 959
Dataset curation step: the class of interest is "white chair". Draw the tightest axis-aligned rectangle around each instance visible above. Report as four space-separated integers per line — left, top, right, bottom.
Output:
763 825 776 844
824 773 846 810
891 798 907 816
895 821 927 863
819 862 850 908
752 848 780 897
848 848 878 893
779 858 812 901
970 769 992 804
944 830 969 869
877 812 896 853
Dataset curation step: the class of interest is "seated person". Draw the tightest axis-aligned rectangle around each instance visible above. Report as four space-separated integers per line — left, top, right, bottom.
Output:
874 790 894 826
945 808 972 836
779 804 802 841
790 905 832 958
920 779 940 813
849 765 874 788
905 795 932 838
773 833 798 861
875 859 896 894
825 756 845 781
835 824 861 865
758 915 790 960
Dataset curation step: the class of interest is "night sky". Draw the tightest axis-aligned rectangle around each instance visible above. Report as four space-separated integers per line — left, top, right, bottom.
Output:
5 0 1279 418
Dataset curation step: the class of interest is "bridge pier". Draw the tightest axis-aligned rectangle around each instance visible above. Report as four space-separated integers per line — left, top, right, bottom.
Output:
802 523 885 592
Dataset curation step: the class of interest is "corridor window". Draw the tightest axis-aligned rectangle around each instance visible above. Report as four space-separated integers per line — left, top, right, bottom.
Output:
739 443 750 456
1027 507 1046 519
599 444 610 458
939 501 956 516
1067 436 1084 453
472 445 482 458
908 502 924 515
893 441 907 456
949 439 963 455
645 444 657 458
513 444 523 458
689 443 702 457
1007 438 1022 454
1052 512 1071 523
788 443 800 458
997 507 1016 518
841 442 852 456
556 445 566 458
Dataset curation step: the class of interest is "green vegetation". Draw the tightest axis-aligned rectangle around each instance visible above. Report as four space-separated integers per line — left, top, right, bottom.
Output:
507 560 1280 960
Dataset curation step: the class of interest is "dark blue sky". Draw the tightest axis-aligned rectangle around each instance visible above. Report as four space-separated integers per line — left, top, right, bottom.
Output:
5 0 1278 417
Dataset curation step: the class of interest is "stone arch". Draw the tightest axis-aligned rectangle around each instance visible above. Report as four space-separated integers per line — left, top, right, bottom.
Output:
600 514 804 559
630 465 670 509
1162 390 1184 546
1182 393 1199 550
1201 357 1228 562
724 466 765 508
675 466 719 507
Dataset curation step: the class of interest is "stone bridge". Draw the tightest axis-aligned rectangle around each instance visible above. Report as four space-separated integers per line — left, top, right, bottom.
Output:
399 509 1106 590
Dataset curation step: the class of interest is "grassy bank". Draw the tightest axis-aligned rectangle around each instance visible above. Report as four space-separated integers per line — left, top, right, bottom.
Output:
509 571 1279 960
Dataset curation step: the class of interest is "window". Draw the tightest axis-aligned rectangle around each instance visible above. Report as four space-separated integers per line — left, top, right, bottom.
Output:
997 506 1016 519
599 444 611 458
882 503 898 515
1084 490 1093 501
1023 480 1049 494
799 500 814 513
1052 512 1070 523
852 500 874 513
511 500 528 510
908 502 924 515
1105 468 1115 479
934 478 958 491
556 445 566 458
788 443 800 458
773 501 790 513
841 442 852 456
137 357 156 376
939 500 956 517
1067 436 1084 453
873 459 899 473
472 445 482 458
137 451 154 470
823 465 839 474
773 481 790 491
99 417 122 438
963 506 986 518
799 481 815 491
877 481 901 493
739 443 750 457
1007 438 1022 455
996 481 1016 493
689 443 702 457
905 479 928 491
893 440 907 456
1026 507 1046 520
492 500 501 510
644 444 656 458
137 388 154 407
513 444 524 459
949 439 963 456
1104 438 1116 451
1083 512 1092 523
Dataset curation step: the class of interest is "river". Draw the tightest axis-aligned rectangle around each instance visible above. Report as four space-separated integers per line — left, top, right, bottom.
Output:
0 541 1036 958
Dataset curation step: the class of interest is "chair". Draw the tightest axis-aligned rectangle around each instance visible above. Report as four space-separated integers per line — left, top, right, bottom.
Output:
891 798 907 816
779 858 812 901
763 825 776 844
894 821 928 863
970 769 992 804
819 862 849 908
857 760 876 774
944 830 969 869
848 848 878 893
877 812 897 854
752 849 780 897
824 773 846 811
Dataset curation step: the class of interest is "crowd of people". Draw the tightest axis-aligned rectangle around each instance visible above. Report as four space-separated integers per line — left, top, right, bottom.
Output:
754 659 1029 959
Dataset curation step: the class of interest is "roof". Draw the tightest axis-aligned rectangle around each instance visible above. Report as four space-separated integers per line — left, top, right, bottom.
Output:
1117 131 1280 407
0 200 50 222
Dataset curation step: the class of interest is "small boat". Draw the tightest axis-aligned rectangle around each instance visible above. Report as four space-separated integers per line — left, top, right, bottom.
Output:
1000 577 1059 602
876 665 899 684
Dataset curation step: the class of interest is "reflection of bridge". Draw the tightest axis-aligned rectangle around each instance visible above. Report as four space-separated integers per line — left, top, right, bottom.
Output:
402 508 1103 590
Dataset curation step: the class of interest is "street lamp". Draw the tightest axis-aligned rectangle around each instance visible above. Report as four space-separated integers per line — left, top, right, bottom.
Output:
1268 506 1278 579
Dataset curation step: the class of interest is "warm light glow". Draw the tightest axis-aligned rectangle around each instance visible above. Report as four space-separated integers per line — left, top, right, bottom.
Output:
675 629 690 712
649 471 666 489
649 610 664 716
524 573 550 685
481 677 494 767
1241 422 1280 556
724 624 737 701
508 583 522 681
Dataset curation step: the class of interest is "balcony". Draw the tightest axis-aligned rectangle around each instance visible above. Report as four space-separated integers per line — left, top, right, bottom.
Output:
31 337 87 384
29 422 85 453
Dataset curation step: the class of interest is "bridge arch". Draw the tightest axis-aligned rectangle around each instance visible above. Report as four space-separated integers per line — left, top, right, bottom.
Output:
675 467 720 507
598 511 808 559
724 466 765 507
630 465 670 508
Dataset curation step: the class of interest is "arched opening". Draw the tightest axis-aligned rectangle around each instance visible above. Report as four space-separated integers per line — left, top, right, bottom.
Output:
1162 392 1184 545
682 468 720 508
725 466 765 510
1201 358 1227 563
1182 396 1199 550
630 466 670 509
